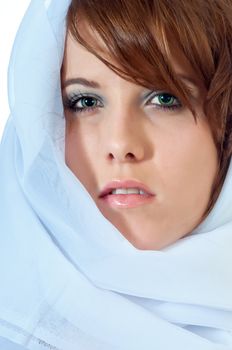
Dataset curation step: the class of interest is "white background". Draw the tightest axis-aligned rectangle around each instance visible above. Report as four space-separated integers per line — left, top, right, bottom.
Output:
0 1 31 140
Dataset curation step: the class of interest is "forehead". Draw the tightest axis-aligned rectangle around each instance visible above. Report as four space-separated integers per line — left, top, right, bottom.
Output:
62 33 109 74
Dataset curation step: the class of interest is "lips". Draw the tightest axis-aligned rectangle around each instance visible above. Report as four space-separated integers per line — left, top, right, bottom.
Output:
99 179 154 198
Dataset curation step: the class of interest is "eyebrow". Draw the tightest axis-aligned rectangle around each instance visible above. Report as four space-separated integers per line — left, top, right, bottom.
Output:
62 77 100 90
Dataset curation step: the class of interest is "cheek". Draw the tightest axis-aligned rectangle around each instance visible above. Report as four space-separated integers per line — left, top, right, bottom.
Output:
156 119 218 203
65 121 99 185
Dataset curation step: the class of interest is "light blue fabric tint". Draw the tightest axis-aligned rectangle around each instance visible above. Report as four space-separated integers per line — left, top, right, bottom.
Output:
0 0 232 349
0 337 27 350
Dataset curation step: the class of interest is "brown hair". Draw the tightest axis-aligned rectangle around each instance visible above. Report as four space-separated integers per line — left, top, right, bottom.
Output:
66 0 232 217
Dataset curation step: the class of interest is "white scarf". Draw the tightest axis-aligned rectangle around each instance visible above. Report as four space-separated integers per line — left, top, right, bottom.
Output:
0 0 232 349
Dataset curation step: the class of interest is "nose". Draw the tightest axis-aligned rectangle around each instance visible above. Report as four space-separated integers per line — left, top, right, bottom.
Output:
105 111 148 163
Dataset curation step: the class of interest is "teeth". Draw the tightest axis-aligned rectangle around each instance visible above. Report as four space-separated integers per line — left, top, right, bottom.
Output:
111 188 147 195
139 190 147 195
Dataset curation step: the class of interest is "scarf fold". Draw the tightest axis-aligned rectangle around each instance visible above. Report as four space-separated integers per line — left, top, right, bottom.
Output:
0 1 232 349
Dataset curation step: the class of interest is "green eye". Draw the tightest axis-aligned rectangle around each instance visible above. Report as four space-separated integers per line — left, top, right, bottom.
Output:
157 94 175 106
79 97 98 108
64 92 103 114
148 92 181 110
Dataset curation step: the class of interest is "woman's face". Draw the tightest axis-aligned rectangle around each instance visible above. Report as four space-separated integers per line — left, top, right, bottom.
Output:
61 33 218 250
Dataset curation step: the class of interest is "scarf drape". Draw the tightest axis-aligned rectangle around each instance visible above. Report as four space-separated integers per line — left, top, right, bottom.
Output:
0 1 232 349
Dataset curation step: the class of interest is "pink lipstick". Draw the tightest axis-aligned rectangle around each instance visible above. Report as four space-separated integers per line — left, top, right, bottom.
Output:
99 179 155 208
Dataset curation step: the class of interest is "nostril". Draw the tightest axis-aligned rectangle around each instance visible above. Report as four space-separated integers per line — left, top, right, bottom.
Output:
126 152 135 159
108 152 136 161
108 153 114 160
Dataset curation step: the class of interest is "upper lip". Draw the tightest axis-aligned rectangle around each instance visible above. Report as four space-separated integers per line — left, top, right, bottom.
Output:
99 179 155 198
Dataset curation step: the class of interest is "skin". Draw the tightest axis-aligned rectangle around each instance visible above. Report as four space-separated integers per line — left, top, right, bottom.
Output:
61 32 218 250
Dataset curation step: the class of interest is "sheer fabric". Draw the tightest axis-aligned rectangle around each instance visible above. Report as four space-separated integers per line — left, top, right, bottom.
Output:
0 1 232 349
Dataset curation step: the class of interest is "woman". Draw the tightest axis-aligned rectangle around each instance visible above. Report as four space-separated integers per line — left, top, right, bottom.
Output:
0 0 232 349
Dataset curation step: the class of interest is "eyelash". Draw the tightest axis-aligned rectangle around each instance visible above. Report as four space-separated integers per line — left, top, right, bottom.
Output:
63 91 182 115
63 93 104 114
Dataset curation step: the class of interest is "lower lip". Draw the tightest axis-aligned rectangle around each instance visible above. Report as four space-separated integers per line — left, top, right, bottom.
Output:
99 193 155 208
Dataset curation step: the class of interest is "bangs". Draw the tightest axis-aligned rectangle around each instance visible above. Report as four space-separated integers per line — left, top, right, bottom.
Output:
66 0 210 117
